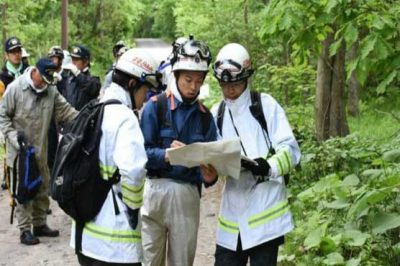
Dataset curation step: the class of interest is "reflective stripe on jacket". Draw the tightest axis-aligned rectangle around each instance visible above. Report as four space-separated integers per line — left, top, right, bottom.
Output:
211 88 301 251
70 82 147 263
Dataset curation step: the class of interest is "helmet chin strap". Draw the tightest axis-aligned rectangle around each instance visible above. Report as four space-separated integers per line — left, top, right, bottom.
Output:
128 79 143 113
176 80 200 104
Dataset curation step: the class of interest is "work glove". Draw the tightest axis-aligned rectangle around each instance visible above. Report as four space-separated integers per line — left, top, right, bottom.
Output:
54 72 62 83
64 63 80 77
242 157 271 184
127 207 139 230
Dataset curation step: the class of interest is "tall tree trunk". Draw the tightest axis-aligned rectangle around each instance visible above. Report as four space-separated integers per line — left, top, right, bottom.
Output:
315 33 333 141
243 0 250 50
61 0 68 50
330 41 349 137
92 0 103 35
1 2 7 52
348 41 360 116
315 31 349 141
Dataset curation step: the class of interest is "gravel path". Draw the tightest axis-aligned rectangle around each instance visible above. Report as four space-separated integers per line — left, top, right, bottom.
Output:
0 175 222 266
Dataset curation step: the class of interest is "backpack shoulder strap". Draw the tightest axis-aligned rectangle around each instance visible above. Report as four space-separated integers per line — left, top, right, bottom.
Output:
249 91 274 153
216 100 226 136
198 102 212 136
249 91 268 132
103 99 122 106
156 92 169 129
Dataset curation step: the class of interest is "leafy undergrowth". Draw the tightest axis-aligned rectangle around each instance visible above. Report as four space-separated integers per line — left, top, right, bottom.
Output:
280 133 400 265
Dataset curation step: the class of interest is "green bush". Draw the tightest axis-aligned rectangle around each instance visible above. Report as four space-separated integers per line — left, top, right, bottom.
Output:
281 134 400 266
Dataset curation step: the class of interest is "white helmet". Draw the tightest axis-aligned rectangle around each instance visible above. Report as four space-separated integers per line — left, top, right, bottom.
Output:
21 48 30 58
172 37 188 51
115 48 159 87
172 36 211 72
213 43 254 82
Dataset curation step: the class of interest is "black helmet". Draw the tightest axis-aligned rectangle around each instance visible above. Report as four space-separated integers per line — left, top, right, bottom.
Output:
48 46 64 59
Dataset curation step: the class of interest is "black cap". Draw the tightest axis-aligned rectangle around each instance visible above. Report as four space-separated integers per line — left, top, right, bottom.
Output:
36 58 58 85
70 45 90 60
5 37 22 52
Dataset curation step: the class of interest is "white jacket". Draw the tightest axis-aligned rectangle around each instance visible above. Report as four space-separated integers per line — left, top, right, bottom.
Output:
70 82 147 263
211 88 301 251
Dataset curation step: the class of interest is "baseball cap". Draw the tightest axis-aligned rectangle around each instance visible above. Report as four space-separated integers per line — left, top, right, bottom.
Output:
70 45 91 60
5 37 22 52
36 58 58 85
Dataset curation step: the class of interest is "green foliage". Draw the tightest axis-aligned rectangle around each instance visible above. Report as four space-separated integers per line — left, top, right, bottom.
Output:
1 0 146 76
282 131 400 265
260 0 400 95
173 0 268 67
254 63 315 107
2 2 400 263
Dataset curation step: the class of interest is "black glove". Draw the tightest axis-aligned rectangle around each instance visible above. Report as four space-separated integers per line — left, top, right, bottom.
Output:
242 157 270 176
127 208 139 230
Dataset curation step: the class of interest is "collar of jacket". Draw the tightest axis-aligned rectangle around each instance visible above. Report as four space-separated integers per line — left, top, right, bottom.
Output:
167 78 206 113
6 61 23 77
165 85 206 113
224 86 251 115
22 67 50 95
101 82 132 108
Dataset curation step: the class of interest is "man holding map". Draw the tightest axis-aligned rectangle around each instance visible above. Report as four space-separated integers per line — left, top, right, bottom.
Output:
211 43 301 265
139 36 218 266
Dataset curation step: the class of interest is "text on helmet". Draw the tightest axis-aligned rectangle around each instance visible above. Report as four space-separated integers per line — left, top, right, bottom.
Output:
132 57 154 72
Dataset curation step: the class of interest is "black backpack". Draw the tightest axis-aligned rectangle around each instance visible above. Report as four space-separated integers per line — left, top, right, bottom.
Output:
9 132 43 224
217 91 290 184
51 99 121 253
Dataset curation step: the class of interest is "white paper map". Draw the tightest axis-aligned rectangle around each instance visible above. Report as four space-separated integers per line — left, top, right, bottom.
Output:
166 138 243 179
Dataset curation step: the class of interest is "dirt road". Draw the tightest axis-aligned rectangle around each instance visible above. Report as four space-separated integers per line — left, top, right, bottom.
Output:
0 179 222 266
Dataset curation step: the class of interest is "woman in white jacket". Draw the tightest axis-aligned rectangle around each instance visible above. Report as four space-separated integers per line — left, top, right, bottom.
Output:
211 43 301 266
71 48 160 266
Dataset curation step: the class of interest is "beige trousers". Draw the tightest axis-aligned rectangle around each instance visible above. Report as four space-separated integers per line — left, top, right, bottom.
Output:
141 178 200 266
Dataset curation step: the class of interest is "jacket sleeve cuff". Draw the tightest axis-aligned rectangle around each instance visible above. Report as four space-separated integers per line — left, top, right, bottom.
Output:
156 149 169 168
267 147 293 178
121 179 145 209
267 158 279 179
7 130 20 150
